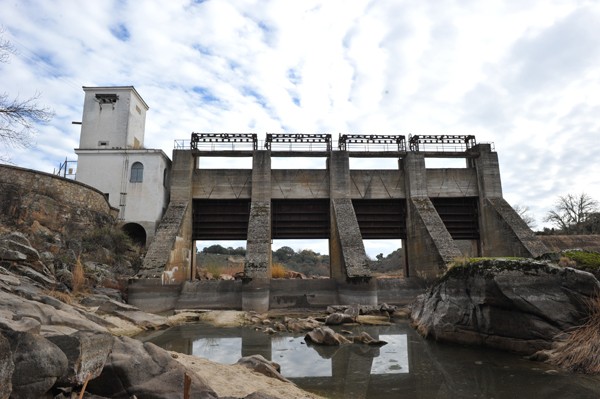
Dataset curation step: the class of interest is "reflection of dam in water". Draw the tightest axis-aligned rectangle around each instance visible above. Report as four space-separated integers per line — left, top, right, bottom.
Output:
140 321 600 399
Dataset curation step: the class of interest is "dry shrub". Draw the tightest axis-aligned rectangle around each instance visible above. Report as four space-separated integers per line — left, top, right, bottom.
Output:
72 256 86 294
45 290 72 304
271 263 287 278
558 256 577 268
547 295 600 374
220 265 244 276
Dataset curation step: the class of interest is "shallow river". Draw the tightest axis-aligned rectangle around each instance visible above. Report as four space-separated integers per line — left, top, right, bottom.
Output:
140 321 600 398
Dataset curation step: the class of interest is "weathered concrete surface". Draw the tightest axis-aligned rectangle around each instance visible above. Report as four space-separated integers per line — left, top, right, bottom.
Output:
139 201 189 277
481 197 548 257
193 168 252 199
411 259 600 354
403 153 463 279
127 278 182 313
177 280 243 310
426 168 478 197
405 197 463 279
330 199 372 279
243 151 272 312
349 169 406 199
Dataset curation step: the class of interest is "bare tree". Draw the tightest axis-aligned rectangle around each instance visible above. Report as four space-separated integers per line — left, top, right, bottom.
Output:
544 193 599 234
513 204 536 229
0 27 53 160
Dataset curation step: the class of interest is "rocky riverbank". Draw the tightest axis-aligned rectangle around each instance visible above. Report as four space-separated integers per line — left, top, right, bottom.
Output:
410 257 600 371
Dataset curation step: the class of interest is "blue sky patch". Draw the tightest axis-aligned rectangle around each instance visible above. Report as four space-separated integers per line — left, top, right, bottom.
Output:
110 23 130 41
192 86 219 103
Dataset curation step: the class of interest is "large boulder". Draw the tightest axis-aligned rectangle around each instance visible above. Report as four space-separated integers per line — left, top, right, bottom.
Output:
4 330 68 399
411 259 600 354
0 333 14 399
47 330 114 386
86 336 218 399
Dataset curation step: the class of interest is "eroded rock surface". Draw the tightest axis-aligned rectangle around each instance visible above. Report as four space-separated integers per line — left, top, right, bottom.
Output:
411 259 600 354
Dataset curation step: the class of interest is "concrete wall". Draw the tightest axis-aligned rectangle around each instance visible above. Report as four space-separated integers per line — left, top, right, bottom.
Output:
127 277 430 312
472 144 548 258
79 86 147 150
140 150 193 281
427 168 478 197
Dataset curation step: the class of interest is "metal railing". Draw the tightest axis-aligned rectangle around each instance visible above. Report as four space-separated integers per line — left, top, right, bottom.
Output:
265 133 332 151
175 133 485 154
408 135 476 152
338 134 406 151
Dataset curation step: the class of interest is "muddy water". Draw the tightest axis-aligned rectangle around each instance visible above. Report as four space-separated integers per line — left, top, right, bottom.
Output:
140 321 600 399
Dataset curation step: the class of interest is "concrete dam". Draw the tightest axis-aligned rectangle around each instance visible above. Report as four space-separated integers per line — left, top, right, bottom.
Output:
130 133 548 312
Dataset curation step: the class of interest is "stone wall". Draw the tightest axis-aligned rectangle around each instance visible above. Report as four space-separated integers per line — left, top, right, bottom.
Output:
0 164 116 234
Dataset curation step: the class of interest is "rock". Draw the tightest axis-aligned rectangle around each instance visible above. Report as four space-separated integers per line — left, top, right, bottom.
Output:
0 315 41 334
325 313 354 325
1 239 40 261
236 355 291 383
305 327 351 346
4 330 68 399
351 332 387 346
47 331 114 386
86 336 218 399
284 317 322 332
0 333 14 399
12 263 56 286
0 290 107 333
0 232 31 247
356 315 391 326
411 259 600 354
0 247 27 261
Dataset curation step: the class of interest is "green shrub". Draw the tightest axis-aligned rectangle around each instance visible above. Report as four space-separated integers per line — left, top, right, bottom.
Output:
563 250 600 270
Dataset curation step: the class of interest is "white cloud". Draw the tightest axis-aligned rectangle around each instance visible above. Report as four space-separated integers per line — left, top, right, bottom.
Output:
2 0 600 250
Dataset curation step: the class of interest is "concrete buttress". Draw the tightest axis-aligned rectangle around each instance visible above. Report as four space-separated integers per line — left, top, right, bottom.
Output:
243 151 272 311
402 153 462 279
328 152 377 305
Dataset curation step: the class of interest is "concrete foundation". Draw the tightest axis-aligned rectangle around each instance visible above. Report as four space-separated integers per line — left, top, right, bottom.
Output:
128 277 427 312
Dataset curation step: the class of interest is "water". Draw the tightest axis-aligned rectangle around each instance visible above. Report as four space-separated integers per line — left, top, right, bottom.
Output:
140 321 600 398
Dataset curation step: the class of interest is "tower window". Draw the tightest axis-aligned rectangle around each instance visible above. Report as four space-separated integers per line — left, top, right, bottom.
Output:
130 162 144 183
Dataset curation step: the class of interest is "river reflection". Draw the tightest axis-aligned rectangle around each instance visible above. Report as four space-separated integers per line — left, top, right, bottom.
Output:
140 321 600 399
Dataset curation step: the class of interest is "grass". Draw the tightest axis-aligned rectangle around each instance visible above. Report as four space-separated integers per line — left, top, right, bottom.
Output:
271 263 287 278
563 250 600 270
44 290 73 304
72 256 86 294
547 295 600 374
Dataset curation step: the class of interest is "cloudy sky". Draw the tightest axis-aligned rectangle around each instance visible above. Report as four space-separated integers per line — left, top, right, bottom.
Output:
2 0 599 257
